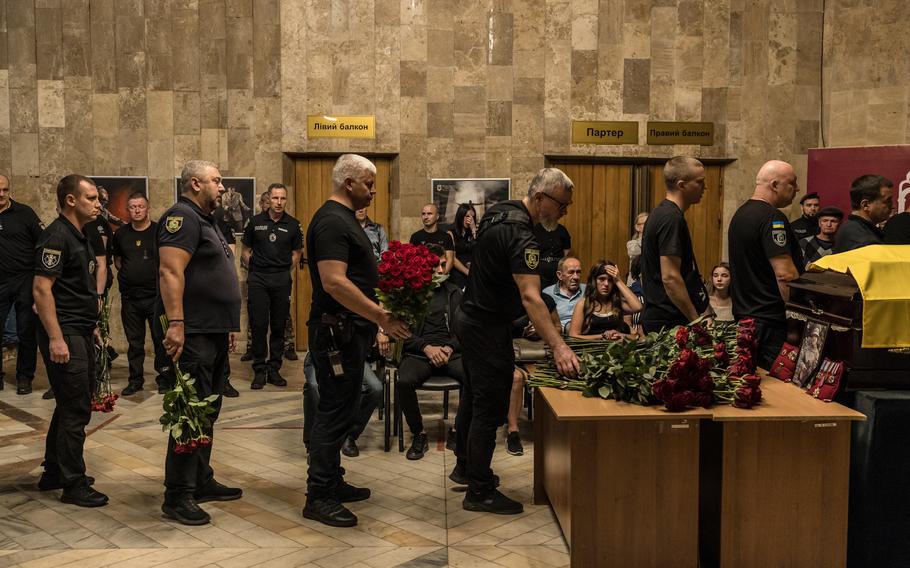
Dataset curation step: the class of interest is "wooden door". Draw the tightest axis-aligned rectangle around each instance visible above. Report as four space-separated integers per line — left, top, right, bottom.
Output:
649 164 725 278
550 162 635 278
293 157 392 349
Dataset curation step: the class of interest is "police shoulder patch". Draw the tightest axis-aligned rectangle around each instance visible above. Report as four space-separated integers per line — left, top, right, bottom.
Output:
771 229 787 247
41 248 62 269
165 216 183 233
524 248 540 270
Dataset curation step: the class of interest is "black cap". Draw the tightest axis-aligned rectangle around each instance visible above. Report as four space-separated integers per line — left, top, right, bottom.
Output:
817 206 844 219
800 192 820 204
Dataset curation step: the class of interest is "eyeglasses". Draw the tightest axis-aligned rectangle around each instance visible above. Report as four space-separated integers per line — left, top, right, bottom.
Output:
541 192 571 212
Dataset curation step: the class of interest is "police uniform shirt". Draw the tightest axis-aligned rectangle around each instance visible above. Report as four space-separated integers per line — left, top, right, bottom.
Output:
112 222 158 299
33 216 98 335
409 228 454 252
639 199 699 326
0 199 43 276
241 211 304 273
306 200 377 323
83 218 114 290
157 197 241 333
532 223 571 287
462 200 539 324
729 199 803 323
790 215 819 239
884 211 910 245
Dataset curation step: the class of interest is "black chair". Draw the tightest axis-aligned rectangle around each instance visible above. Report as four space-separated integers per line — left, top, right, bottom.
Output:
383 363 460 452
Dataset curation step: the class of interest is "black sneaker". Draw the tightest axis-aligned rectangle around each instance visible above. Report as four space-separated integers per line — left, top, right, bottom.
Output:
157 383 169 394
448 465 499 487
284 349 299 361
16 378 32 395
463 489 523 515
341 436 359 457
222 381 239 398
251 370 267 390
446 427 456 451
42 388 55 400
162 495 211 525
267 369 287 387
335 480 370 503
61 484 109 508
121 382 143 396
302 497 357 527
506 431 524 456
38 473 95 491
194 479 242 503
240 351 253 362
406 432 428 460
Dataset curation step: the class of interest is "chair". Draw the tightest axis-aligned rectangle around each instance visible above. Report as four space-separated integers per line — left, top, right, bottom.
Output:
383 362 461 452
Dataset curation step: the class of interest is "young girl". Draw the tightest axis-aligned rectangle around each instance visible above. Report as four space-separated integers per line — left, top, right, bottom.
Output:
568 261 643 340
708 263 733 322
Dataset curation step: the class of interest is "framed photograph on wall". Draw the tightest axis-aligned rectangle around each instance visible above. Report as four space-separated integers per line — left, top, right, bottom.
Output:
173 177 257 234
792 320 830 388
431 178 511 229
89 176 148 233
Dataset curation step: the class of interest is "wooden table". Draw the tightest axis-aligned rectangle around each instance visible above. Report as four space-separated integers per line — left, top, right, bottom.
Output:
704 377 865 568
534 387 710 568
534 377 865 568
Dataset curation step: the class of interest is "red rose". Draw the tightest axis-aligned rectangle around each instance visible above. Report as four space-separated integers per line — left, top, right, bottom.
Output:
691 391 713 408
733 385 762 408
665 391 694 412
675 326 690 347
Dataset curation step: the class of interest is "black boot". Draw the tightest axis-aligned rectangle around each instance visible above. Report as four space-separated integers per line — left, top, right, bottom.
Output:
222 380 239 398
251 370 267 390
162 495 211 525
61 483 109 508
406 433 428 460
195 479 242 503
448 464 499 487
462 489 523 515
16 377 32 395
267 369 287 387
335 480 371 503
341 436 359 457
121 381 143 396
42 388 55 400
302 496 357 527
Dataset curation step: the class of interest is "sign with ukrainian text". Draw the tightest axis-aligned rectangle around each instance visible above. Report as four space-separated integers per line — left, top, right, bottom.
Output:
307 115 376 139
647 122 714 146
571 121 638 145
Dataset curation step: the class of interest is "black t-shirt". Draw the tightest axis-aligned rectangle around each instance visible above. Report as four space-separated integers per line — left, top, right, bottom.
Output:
306 200 378 323
640 199 701 327
83 218 114 291
729 199 803 325
884 212 910 244
409 228 454 252
0 200 43 277
34 216 98 335
157 197 241 333
112 222 158 299
450 230 475 288
420 288 452 347
463 200 539 324
790 215 818 240
532 223 571 288
241 211 304 273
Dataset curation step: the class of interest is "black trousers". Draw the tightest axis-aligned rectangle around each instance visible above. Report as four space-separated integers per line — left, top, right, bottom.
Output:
398 353 465 435
755 319 787 371
303 353 383 445
120 294 168 386
453 309 514 494
38 330 95 488
307 321 374 499
0 272 38 381
248 271 292 374
164 333 227 501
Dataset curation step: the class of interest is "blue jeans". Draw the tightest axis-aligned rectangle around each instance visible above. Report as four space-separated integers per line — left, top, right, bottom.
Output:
303 351 383 446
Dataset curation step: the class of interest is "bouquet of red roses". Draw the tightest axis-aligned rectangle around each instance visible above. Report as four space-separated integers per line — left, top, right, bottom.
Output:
375 241 447 360
92 294 118 413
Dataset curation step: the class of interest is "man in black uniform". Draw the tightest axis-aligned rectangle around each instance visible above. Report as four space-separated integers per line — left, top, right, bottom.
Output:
729 160 803 368
211 196 241 398
113 192 168 396
241 183 303 389
410 204 455 273
640 156 709 333
158 160 243 525
833 174 893 253
532 220 571 290
790 192 820 240
0 174 43 394
453 168 580 515
303 154 410 527
33 174 108 507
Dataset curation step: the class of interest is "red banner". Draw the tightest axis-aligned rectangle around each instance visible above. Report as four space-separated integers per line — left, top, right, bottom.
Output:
807 145 910 214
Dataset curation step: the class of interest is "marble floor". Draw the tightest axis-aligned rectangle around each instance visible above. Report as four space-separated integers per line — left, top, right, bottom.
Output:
0 349 568 568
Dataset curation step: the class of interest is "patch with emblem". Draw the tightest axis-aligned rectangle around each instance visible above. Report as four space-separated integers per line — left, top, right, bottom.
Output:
165 216 183 233
269 233 277 242
135 240 142 247
88 260 95 274
41 248 62 269
97 224 104 233
524 248 540 270
772 230 787 246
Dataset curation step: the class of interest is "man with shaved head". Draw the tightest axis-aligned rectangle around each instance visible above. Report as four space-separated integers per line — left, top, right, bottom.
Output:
410 203 455 273
728 160 804 368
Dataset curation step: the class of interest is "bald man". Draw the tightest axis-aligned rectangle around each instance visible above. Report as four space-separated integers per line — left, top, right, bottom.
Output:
728 160 804 368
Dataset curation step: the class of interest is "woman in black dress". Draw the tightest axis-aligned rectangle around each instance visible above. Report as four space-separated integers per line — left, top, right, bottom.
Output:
448 203 477 289
568 260 643 340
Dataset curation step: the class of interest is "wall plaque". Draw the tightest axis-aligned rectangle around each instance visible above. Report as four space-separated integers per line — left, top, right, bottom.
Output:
647 122 714 145
571 121 639 145
307 115 376 139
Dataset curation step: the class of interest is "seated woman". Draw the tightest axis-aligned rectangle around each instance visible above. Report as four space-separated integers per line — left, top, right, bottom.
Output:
708 262 734 322
568 260 643 340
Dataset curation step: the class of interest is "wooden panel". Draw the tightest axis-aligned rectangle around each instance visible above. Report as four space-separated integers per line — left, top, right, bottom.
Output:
719 420 851 568
711 375 865 421
551 162 634 278
294 156 392 349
